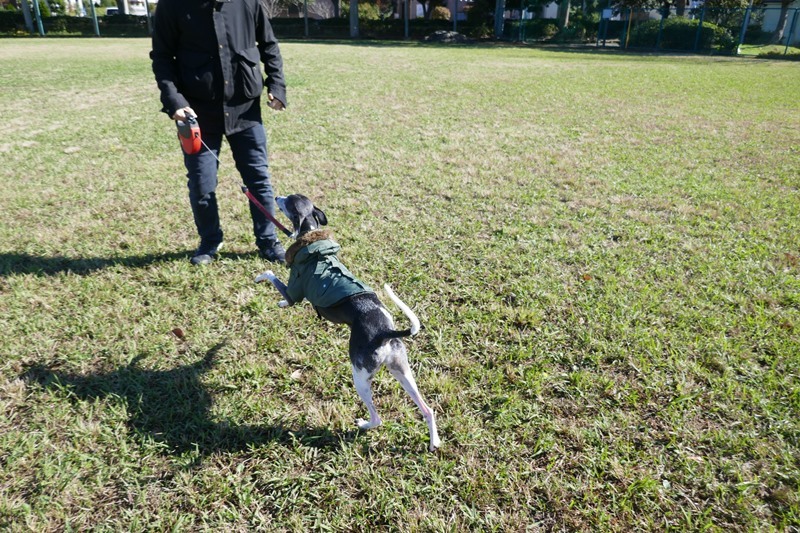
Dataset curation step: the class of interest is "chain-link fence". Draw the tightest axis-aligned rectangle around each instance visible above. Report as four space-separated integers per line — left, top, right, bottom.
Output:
2 2 798 58
0 9 151 37
504 6 800 57
0 8 468 40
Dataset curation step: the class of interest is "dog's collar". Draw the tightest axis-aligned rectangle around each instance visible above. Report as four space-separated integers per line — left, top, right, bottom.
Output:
285 229 333 266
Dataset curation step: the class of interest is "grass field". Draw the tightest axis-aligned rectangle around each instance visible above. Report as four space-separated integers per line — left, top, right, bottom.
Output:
1 39 799 531
738 43 800 58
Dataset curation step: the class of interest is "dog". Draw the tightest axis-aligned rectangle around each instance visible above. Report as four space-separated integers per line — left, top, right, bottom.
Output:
255 194 441 452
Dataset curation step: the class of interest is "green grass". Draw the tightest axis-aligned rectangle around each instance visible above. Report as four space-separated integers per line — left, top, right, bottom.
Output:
1 39 799 531
738 43 800 57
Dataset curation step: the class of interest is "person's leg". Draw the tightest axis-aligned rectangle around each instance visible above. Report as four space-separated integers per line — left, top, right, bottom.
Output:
184 131 224 263
227 124 284 262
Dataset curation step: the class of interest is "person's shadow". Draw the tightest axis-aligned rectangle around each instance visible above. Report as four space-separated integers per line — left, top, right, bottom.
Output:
1 251 266 278
0 252 191 277
21 343 355 460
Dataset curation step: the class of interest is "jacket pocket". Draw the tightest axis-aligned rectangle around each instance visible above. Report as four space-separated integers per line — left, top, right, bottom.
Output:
233 46 264 99
177 50 216 101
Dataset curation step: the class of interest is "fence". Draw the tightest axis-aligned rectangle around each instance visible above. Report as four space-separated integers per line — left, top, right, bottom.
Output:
0 10 471 40
2 4 799 58
0 10 151 37
505 6 800 57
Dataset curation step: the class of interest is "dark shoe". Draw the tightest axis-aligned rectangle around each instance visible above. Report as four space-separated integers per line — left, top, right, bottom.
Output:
258 240 285 264
190 241 223 266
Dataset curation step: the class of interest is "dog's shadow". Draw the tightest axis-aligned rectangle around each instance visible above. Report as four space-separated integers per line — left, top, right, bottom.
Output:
21 343 356 460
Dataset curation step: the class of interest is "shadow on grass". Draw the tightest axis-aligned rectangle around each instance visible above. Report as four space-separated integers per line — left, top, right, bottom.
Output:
0 252 193 277
21 342 356 460
0 250 273 277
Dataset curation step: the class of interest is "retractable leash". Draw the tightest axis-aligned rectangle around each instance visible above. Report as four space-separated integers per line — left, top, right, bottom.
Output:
176 115 202 155
241 186 293 237
176 113 293 238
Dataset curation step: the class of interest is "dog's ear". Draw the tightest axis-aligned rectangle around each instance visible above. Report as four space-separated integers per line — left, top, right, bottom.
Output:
313 206 328 226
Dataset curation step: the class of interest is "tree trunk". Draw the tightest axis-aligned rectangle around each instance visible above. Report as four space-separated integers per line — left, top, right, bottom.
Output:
559 0 571 29
349 0 359 37
661 0 670 19
676 0 686 17
770 1 791 44
494 0 505 38
21 0 34 33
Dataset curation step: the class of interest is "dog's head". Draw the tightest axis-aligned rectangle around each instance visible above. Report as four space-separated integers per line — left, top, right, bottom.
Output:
275 194 328 238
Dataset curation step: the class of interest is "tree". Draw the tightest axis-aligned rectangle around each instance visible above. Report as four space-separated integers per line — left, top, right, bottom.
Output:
770 0 793 43
417 0 444 18
260 0 282 18
308 0 337 17
20 0 34 32
349 0 357 37
557 0 571 28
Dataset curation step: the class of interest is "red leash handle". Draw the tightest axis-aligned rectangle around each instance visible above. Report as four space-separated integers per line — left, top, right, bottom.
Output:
241 186 293 237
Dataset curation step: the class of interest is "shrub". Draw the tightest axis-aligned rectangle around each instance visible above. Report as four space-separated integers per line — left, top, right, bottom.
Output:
469 22 493 39
571 10 599 41
553 26 583 42
0 10 25 32
757 50 800 60
628 16 736 53
358 2 382 20
38 0 51 17
518 19 559 40
431 6 450 21
542 22 559 38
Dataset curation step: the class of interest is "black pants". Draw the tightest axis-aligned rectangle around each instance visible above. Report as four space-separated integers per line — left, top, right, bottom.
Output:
183 124 278 247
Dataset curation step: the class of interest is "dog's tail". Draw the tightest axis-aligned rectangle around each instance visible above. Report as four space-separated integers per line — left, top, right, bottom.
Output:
384 284 421 337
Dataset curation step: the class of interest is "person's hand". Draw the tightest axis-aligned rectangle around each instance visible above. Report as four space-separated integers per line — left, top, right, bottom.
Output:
267 93 285 111
171 107 196 121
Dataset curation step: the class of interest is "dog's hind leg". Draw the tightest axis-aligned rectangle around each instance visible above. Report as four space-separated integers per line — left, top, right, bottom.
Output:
387 356 441 452
352 366 382 430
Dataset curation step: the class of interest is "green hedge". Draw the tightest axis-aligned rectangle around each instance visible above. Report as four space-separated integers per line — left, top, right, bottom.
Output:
0 11 481 40
0 11 149 36
0 10 28 33
503 19 561 41
271 17 478 40
628 16 736 53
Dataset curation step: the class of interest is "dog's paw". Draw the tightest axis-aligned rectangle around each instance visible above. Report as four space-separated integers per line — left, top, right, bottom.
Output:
254 270 276 283
278 300 289 308
356 418 381 430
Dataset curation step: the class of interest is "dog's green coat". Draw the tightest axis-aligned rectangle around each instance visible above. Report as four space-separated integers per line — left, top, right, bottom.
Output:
285 229 373 308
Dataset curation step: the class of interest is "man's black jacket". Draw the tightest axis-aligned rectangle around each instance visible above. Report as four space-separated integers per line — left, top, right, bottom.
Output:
150 0 286 135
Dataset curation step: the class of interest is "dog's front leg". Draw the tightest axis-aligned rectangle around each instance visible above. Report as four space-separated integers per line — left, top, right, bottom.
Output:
255 270 294 307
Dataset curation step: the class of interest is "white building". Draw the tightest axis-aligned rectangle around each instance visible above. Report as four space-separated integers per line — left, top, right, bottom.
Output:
761 1 800 45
